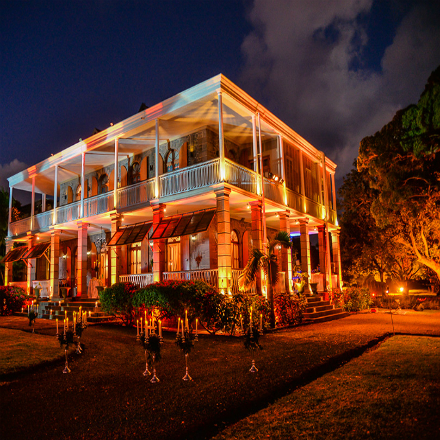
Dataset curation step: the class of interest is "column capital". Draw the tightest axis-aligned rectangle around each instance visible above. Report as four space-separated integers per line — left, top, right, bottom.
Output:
298 217 309 225
110 212 122 222
278 210 290 220
214 187 231 197
76 220 89 230
151 202 166 213
249 200 262 209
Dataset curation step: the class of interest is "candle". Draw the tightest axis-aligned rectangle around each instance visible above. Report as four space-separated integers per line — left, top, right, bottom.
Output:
27 305 30 314
182 317 184 337
144 310 147 325
64 319 66 335
73 314 76 329
137 319 139 336
95 301 98 308
140 317 143 334
159 319 162 338
56 318 59 334
177 317 180 334
260 313 263 332
195 318 198 335
21 307 23 313
185 309 188 330
66 317 69 330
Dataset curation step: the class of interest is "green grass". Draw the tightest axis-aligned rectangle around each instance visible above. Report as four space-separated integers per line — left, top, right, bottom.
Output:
0 328 64 376
214 335 440 440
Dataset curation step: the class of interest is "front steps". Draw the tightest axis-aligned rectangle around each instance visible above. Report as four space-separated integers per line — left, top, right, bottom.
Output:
21 297 114 323
303 295 349 323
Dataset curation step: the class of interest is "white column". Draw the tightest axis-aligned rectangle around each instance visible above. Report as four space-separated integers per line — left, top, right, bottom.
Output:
53 165 58 224
155 119 160 198
279 135 287 205
80 151 85 218
42 194 46 213
331 173 337 214
252 114 258 173
218 90 225 180
114 138 119 207
8 186 12 236
321 152 329 219
258 113 267 247
299 151 306 213
31 176 35 230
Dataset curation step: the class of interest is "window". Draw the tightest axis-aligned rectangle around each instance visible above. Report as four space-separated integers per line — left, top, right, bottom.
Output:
132 162 140 183
129 243 141 274
75 184 81 201
165 149 179 173
99 174 109 194
231 230 240 269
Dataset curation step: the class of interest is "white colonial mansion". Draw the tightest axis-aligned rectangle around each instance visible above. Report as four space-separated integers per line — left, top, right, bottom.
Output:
4 74 341 301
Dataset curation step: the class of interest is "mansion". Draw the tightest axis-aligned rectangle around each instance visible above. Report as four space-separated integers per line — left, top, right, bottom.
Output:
4 74 341 300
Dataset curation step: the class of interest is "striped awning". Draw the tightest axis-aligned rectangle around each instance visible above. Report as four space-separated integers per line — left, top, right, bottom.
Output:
1 246 28 263
22 243 50 260
151 209 216 239
107 222 153 246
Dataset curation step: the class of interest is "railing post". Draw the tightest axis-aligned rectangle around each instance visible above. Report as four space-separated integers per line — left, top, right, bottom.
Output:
218 90 225 181
8 186 12 237
53 164 58 225
114 138 119 208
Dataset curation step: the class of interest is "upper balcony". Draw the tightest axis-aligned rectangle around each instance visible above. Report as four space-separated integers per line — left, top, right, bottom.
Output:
8 157 337 237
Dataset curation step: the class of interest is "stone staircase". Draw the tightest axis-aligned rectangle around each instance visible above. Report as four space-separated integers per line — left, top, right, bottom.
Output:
303 295 349 323
32 298 114 323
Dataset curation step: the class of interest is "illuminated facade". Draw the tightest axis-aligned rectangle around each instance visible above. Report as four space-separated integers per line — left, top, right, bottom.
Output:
4 74 341 300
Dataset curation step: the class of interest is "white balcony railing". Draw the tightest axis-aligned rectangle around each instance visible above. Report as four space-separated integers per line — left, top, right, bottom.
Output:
9 217 31 236
34 210 54 230
84 191 114 217
263 177 284 205
57 201 81 224
225 160 258 195
118 179 155 209
119 273 154 288
160 159 221 198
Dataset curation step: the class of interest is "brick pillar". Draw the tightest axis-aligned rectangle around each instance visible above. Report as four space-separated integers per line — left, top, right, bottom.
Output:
279 211 292 293
50 229 60 299
299 219 311 294
152 204 165 283
318 225 327 292
4 239 12 286
332 229 342 290
110 213 121 286
26 233 36 295
249 200 263 294
215 188 232 294
77 221 88 297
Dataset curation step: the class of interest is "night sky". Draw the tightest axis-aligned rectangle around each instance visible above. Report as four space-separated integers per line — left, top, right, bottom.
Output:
1 0 440 192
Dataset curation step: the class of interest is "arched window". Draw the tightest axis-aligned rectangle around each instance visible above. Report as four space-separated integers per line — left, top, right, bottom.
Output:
165 149 178 173
75 184 81 201
99 174 109 194
132 162 140 183
231 230 240 269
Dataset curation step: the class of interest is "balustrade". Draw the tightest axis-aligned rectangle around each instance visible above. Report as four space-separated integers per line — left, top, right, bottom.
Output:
119 273 154 288
84 191 114 217
224 160 258 195
34 210 54 230
118 179 155 209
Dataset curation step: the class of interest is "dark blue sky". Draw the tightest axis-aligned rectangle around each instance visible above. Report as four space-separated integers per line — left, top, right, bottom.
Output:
1 0 439 189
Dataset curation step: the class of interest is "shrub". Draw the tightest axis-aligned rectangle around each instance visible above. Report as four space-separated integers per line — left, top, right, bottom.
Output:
340 287 372 312
99 282 137 325
0 286 28 316
274 292 307 326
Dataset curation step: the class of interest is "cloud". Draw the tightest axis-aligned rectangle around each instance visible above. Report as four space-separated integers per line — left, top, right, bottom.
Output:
0 159 28 191
240 0 440 183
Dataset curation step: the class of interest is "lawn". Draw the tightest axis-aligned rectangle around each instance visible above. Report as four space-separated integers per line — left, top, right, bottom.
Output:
213 335 440 439
0 327 65 376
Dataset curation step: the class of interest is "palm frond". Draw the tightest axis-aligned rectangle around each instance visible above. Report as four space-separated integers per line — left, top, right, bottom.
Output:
238 248 264 291
268 231 292 253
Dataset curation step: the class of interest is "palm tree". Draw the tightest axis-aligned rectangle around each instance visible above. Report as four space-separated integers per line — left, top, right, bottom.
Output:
238 231 292 328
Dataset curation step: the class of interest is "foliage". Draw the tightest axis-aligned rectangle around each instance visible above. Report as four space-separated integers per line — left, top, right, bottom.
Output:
99 282 137 325
239 231 292 327
358 65 440 283
274 292 307 326
175 330 195 355
334 287 372 312
140 333 162 363
0 285 27 315
243 327 262 353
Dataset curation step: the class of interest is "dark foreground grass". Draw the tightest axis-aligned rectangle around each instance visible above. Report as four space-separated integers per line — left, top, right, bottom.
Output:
214 335 440 440
1 314 439 440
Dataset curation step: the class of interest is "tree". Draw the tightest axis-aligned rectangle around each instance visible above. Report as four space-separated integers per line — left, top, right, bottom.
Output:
238 231 292 328
358 65 440 283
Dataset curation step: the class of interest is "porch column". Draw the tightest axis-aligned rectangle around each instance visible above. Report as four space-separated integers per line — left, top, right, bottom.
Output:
50 229 60 299
279 211 292 293
218 90 225 181
318 224 332 299
155 119 160 198
26 233 36 295
215 188 232 294
4 239 12 286
110 213 121 286
249 200 263 295
80 151 85 218
8 186 12 236
114 138 119 208
77 221 88 297
31 176 35 231
152 204 165 283
331 173 337 213
299 151 306 213
42 194 46 212
279 135 287 205
53 165 58 224
299 219 311 294
332 229 342 290
252 114 258 173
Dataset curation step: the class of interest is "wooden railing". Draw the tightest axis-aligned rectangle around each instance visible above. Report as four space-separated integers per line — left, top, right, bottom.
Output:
34 210 54 230
57 201 81 224
118 179 155 209
85 191 114 217
9 217 31 236
224 160 258 195
163 269 219 288
263 178 284 205
160 159 221 198
119 273 154 288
